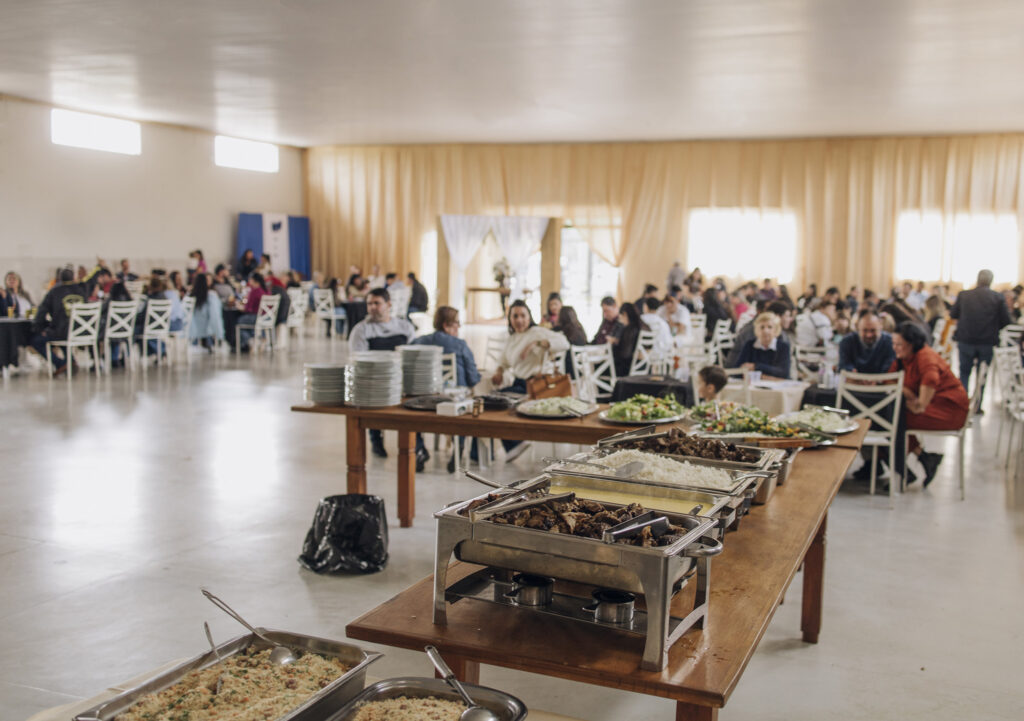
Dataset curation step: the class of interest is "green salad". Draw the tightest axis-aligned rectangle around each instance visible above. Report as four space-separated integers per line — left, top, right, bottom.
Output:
605 394 686 422
690 401 804 437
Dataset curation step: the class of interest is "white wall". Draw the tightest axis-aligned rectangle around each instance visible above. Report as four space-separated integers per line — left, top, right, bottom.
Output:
0 97 304 298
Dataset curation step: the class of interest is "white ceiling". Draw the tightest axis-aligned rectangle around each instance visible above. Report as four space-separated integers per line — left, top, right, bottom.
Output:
2 0 1024 148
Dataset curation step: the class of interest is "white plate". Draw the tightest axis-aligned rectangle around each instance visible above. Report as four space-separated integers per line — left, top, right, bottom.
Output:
775 411 860 434
515 398 598 419
597 410 688 425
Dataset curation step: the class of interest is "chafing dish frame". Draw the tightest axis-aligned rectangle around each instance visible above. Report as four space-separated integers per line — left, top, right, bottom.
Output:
75 630 382 721
434 477 722 671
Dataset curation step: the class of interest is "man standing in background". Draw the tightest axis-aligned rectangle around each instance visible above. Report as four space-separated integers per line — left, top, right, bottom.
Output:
949 269 1010 409
666 261 687 292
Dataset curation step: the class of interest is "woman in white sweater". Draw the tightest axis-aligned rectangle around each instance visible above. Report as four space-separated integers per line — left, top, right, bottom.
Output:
486 300 570 460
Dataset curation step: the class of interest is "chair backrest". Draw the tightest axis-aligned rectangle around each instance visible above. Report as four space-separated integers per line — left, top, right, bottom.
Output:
256 294 281 329
630 330 661 375
299 280 314 294
485 334 506 369
179 296 196 331
390 285 411 319
312 288 334 317
544 349 568 376
993 346 1024 404
286 288 307 324
571 344 617 401
441 352 457 386
105 300 139 340
689 313 706 333
835 370 905 437
125 280 144 298
67 301 102 343
712 319 734 346
1000 324 1023 347
794 345 827 382
143 299 172 336
931 317 946 347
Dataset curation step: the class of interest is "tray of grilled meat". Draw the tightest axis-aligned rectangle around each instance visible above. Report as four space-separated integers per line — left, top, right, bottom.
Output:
597 425 786 470
433 477 721 671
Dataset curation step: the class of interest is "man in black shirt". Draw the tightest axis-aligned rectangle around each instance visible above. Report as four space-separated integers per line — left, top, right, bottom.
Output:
590 296 622 345
30 268 85 372
838 309 896 374
949 269 1011 405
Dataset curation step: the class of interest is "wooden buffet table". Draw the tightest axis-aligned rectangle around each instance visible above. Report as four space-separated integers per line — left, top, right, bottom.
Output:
291 403 636 527
345 420 868 721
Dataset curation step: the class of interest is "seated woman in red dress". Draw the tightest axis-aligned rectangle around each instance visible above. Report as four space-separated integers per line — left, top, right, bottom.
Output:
890 321 970 486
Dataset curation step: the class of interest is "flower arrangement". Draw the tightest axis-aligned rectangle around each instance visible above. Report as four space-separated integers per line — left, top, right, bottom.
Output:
493 258 512 287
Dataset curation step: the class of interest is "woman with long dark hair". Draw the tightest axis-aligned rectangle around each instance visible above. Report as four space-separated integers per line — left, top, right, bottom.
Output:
543 292 562 327
554 306 587 346
189 273 224 350
609 302 648 377
702 287 733 341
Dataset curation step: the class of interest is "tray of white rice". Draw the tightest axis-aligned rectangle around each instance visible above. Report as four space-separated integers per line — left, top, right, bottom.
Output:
329 677 526 721
75 630 382 721
549 449 765 496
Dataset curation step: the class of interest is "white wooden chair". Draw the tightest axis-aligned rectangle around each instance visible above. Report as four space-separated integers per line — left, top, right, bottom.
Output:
390 285 411 319
836 370 904 505
103 299 139 373
125 280 144 298
999 324 1023 347
571 344 617 402
285 287 308 346
1000 368 1024 476
235 294 281 354
794 345 827 382
689 313 706 337
47 301 102 381
675 340 716 377
141 299 173 367
902 362 986 501
629 330 662 375
313 288 341 339
931 317 946 348
434 352 459 455
169 296 196 359
484 334 506 372
711 319 734 364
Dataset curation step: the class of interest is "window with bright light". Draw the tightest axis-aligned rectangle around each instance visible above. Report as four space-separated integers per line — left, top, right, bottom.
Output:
560 224 620 335
214 135 279 173
895 211 1019 284
687 208 798 283
50 109 141 155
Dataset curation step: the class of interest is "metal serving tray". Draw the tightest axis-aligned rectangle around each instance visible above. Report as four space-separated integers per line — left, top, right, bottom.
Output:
544 450 767 502
328 677 527 721
597 426 784 470
75 630 382 721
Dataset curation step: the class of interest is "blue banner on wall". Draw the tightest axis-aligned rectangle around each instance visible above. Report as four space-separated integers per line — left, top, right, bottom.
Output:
237 213 311 278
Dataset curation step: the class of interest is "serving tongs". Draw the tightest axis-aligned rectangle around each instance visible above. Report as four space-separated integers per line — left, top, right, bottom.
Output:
596 425 665 447
805 403 851 416
470 491 576 522
789 421 839 440
602 510 671 543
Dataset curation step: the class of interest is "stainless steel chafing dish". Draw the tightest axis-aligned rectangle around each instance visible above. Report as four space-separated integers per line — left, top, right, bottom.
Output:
328 677 527 721
543 450 769 526
434 476 722 671
597 425 786 470
75 630 382 721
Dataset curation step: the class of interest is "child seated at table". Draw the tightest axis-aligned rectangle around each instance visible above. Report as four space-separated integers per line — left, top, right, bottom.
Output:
696 365 728 401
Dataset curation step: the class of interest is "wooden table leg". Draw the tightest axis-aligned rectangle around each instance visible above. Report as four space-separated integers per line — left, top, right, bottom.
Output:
346 418 367 494
397 430 415 528
675 702 718 720
801 512 827 643
434 654 480 685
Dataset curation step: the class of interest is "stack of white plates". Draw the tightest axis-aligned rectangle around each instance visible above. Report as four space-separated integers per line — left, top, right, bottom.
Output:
345 351 403 407
303 363 346 406
397 344 443 395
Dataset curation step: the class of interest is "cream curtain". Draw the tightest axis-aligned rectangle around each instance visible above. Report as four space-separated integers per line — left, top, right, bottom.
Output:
440 214 494 313
490 216 549 301
305 135 1024 299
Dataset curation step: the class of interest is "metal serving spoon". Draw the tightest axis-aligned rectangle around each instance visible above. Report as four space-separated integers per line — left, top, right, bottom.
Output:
201 589 296 665
425 646 499 721
541 456 646 478
203 622 225 695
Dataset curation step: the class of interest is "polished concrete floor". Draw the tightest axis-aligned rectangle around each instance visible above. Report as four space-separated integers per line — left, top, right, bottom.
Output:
2 333 1022 721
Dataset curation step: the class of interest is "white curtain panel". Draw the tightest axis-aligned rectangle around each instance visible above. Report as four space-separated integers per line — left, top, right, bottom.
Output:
441 214 495 313
491 216 550 301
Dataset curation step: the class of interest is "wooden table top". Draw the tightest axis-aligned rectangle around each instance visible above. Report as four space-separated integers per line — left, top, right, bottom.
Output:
346 443 860 708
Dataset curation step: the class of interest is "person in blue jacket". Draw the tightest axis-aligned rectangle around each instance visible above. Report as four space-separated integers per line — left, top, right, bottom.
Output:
736 312 792 378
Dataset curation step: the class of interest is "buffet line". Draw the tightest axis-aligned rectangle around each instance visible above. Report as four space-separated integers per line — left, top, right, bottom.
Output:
77 395 860 721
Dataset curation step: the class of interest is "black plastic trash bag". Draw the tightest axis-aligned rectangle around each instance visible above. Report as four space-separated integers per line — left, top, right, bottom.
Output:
299 494 389 574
